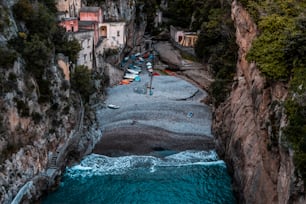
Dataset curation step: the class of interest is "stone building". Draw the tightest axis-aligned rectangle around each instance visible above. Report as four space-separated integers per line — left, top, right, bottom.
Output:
99 21 126 49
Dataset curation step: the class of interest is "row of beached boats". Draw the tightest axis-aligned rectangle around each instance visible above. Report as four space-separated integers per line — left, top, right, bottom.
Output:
122 52 155 81
107 52 155 109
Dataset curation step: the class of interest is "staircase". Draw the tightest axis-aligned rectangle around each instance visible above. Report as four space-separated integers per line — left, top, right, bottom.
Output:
47 154 58 169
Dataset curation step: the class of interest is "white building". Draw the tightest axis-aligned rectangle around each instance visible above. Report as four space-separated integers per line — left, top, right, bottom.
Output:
99 21 126 49
69 31 95 69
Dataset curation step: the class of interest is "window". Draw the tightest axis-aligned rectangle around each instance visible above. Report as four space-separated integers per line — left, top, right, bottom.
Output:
84 54 87 61
117 31 120 37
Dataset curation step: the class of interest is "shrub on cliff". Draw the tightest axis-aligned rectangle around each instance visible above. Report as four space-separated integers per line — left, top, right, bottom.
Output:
244 0 306 187
284 98 306 186
194 3 237 106
0 47 17 68
20 34 53 80
53 28 81 64
246 14 295 80
12 0 33 22
71 65 94 102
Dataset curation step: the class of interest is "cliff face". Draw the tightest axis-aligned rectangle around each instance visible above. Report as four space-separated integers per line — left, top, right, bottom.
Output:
213 1 304 203
0 1 81 203
0 0 138 203
0 59 81 203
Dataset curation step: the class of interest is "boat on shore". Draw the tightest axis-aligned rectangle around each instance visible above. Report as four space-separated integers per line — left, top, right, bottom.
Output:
124 73 139 79
107 104 120 109
127 69 141 74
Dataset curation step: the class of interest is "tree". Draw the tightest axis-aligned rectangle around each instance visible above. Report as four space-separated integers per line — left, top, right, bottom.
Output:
246 14 295 80
12 0 34 22
71 65 94 101
23 34 52 79
63 38 82 63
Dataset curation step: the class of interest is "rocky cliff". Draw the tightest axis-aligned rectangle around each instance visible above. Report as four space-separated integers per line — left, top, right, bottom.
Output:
0 57 82 203
0 0 139 203
213 1 305 203
0 1 84 203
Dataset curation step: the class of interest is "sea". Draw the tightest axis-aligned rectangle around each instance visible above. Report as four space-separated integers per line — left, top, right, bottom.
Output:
42 150 236 204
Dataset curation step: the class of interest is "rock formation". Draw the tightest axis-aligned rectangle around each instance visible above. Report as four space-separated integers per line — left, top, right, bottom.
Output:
213 1 305 203
0 0 140 203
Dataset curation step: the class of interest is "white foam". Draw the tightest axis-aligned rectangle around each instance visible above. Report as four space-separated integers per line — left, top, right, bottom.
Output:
71 165 93 171
66 151 224 178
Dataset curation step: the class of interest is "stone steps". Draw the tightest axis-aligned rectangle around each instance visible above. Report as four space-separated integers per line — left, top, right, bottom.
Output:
48 155 58 169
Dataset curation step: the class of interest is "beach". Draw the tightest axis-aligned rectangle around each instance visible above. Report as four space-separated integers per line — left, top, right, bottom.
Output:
93 69 214 156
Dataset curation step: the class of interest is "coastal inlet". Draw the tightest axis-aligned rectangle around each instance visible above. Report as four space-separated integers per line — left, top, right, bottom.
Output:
42 52 236 203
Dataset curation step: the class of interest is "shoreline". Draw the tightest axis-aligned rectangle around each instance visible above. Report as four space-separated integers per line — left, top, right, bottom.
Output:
93 124 215 157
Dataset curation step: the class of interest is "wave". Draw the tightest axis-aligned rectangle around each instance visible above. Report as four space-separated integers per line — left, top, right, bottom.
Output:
66 150 225 178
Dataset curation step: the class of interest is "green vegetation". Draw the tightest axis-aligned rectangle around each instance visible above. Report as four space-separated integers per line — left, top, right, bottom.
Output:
38 79 52 104
242 0 306 186
246 14 295 80
52 24 82 63
7 0 81 105
10 0 80 74
0 4 10 33
71 65 94 102
0 47 17 68
283 18 306 186
194 2 237 106
163 0 196 28
23 34 53 78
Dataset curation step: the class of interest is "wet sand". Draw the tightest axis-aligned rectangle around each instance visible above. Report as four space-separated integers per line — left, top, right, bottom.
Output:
93 125 214 156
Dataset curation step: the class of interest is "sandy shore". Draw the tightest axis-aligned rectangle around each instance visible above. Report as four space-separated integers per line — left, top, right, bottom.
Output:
93 69 214 156
94 125 214 156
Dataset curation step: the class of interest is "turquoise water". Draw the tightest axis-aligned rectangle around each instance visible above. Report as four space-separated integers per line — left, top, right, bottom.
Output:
42 150 236 204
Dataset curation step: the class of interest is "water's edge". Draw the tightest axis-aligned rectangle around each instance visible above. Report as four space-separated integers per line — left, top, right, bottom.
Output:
42 150 236 204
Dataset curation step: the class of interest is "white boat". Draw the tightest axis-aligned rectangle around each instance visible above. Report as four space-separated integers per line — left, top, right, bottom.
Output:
133 65 142 70
124 73 138 79
108 104 120 109
127 69 140 74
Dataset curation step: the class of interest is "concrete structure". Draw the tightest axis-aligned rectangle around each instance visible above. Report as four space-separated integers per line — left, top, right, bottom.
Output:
99 21 126 49
59 17 78 32
78 21 99 46
79 7 103 46
57 4 128 70
179 33 198 47
170 25 198 47
69 31 95 69
79 7 103 23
